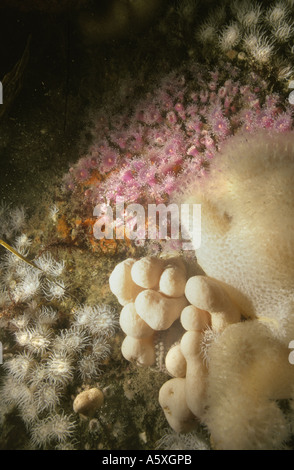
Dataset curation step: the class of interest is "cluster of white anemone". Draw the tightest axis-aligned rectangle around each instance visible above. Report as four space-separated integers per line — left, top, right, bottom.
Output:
195 0 294 78
0 202 27 240
0 206 119 449
1 250 66 305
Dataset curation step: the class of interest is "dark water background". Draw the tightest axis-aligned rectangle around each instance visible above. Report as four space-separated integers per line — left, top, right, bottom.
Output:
0 0 175 213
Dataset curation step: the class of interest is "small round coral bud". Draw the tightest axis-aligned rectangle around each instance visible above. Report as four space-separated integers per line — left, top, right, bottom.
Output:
158 378 196 433
159 264 187 298
121 335 155 366
165 344 186 378
131 256 165 289
185 276 241 331
119 302 154 338
73 388 104 418
181 305 211 331
109 258 143 306
135 289 188 330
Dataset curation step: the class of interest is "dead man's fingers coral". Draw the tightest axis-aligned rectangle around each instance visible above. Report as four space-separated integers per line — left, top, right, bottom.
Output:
159 263 187 298
119 302 154 339
180 305 211 331
185 275 241 332
165 344 186 378
109 258 144 305
121 335 155 366
135 289 188 331
158 377 197 434
180 330 207 419
131 256 166 289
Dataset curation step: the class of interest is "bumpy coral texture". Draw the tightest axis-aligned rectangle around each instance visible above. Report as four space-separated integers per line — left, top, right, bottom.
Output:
204 321 294 450
173 129 294 449
109 250 294 450
180 130 294 342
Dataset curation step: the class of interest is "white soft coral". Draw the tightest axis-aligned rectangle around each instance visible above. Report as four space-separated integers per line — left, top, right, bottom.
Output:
180 129 294 343
176 129 294 449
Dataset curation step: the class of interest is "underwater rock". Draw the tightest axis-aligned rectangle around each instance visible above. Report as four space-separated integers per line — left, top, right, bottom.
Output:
73 388 104 418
